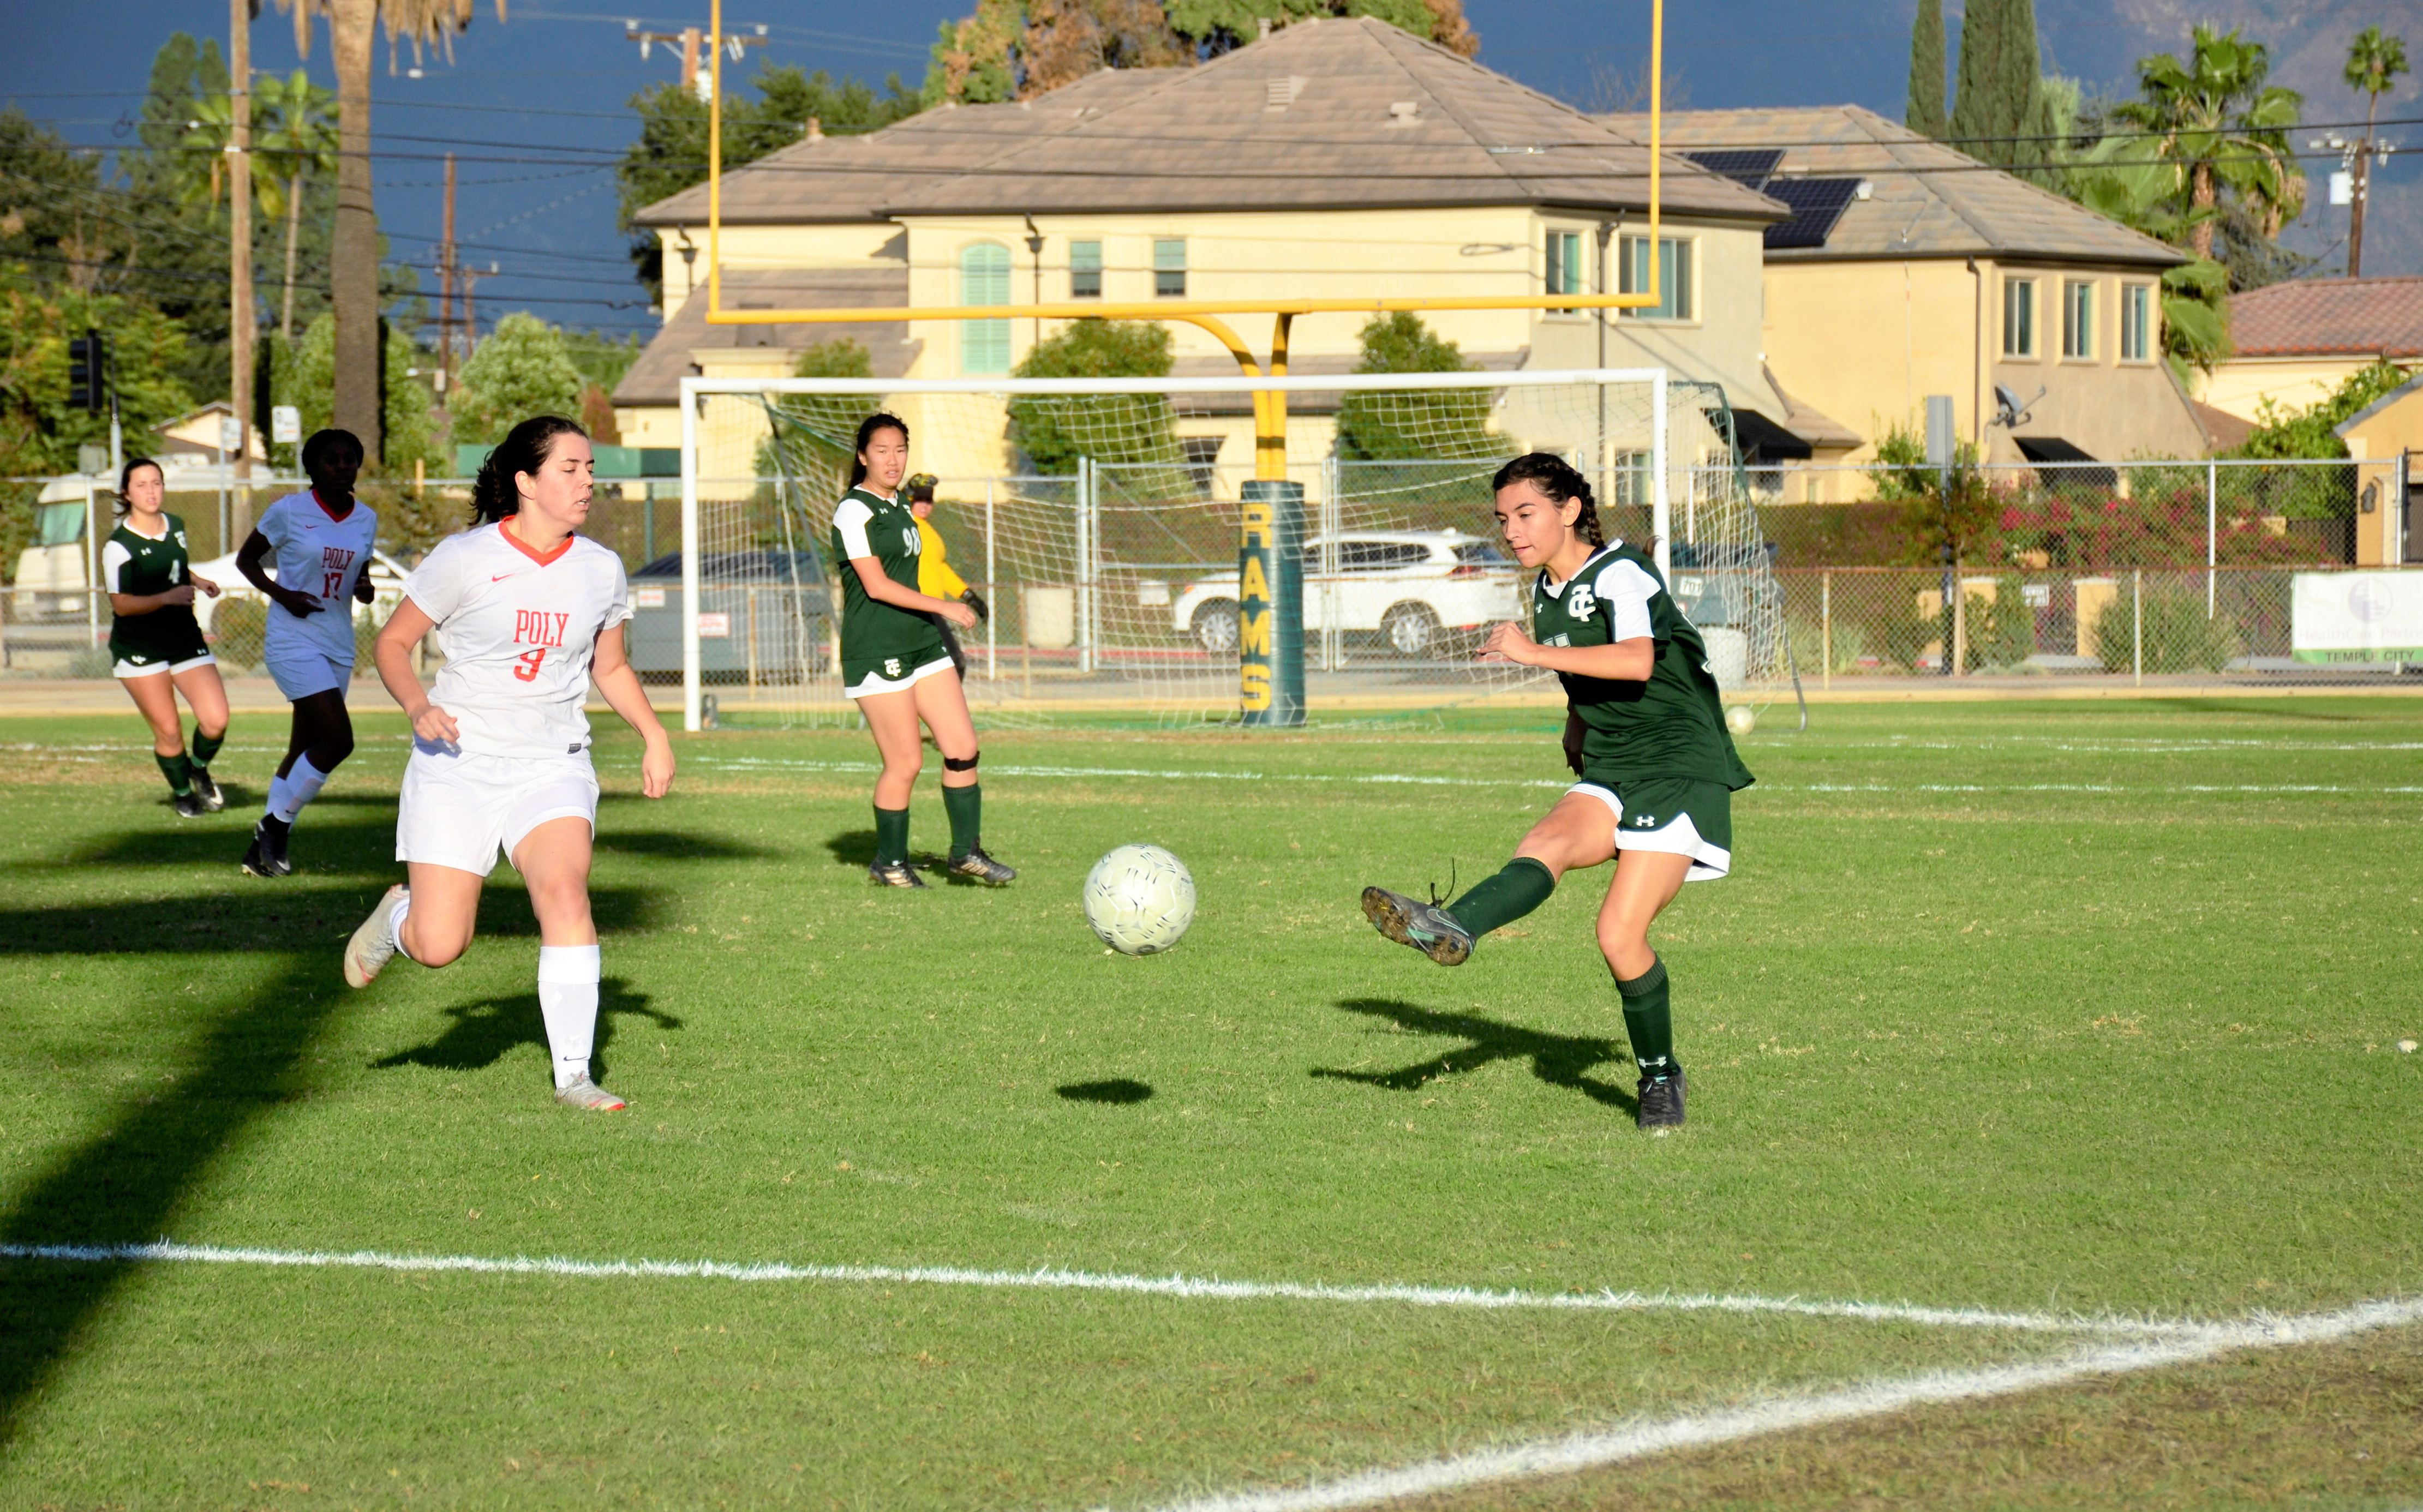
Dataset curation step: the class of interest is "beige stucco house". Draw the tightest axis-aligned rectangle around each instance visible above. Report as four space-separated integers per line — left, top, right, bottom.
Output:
616 17 1814 485
1605 106 2215 491
2329 372 2423 565
2201 276 2423 425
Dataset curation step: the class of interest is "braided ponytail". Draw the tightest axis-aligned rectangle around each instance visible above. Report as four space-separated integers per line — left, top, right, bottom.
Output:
1491 452 1603 547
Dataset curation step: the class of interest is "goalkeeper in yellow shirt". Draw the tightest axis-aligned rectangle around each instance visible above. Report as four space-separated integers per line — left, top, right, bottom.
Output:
906 473 987 675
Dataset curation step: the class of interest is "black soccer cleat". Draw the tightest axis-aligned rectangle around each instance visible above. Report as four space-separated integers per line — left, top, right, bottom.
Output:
1636 1065 1686 1129
172 790 207 819
868 859 928 889
242 815 292 878
1361 885 1474 967
189 767 224 812
945 846 1016 886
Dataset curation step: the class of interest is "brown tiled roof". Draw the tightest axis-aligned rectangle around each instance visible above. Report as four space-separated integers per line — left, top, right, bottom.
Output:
638 18 1782 226
2228 277 2423 357
1601 104 2185 268
611 269 921 407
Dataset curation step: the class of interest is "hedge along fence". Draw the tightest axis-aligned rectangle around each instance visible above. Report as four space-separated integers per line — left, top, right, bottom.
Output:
1749 459 2367 570
1779 566 2347 680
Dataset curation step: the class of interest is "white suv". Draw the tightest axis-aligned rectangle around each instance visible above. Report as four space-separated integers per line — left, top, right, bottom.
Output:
1168 530 1521 659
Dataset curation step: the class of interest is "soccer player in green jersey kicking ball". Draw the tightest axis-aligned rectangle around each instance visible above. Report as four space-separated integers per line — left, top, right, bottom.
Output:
104 457 231 817
829 413 1013 889
1360 453 1754 1129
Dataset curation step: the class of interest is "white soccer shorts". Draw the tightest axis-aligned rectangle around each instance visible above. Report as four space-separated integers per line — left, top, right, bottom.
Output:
397 743 600 877
265 643 354 700
1568 782 1733 882
113 652 217 680
845 653 956 700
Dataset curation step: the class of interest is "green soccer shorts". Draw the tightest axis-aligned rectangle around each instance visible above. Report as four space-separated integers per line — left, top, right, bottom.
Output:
1568 773 1734 881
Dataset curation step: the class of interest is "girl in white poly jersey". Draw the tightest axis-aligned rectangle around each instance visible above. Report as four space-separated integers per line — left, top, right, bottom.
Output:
342 416 675 1111
236 428 379 877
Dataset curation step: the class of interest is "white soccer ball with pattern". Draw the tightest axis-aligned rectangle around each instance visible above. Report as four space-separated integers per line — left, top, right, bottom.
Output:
1082 844 1196 955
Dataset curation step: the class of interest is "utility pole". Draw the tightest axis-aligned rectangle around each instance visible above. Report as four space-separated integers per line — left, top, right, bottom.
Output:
436 152 457 398
627 19 765 101
229 0 255 539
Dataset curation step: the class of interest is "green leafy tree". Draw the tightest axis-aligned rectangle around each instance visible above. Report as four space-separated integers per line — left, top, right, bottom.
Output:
928 0 1476 104
1334 312 1493 461
2344 26 2408 277
1008 320 1181 485
2115 26 2304 262
270 312 438 478
617 65 921 299
1906 0 1947 138
2231 358 2410 460
761 338 877 493
0 275 193 476
449 312 585 447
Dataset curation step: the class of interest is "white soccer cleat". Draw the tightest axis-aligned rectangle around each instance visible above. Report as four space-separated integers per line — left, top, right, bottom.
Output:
554 1075 627 1111
343 884 409 988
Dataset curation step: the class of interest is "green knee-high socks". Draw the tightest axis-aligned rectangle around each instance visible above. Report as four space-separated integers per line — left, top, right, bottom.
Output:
154 752 193 797
873 806 911 866
943 782 982 860
1615 956 1676 1078
1444 856 1556 940
190 726 224 770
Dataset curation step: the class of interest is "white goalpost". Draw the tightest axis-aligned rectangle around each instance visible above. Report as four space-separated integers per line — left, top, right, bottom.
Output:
672 367 1798 731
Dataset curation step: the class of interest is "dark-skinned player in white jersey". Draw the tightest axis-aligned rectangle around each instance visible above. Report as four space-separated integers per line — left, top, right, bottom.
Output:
1360 453 1754 1129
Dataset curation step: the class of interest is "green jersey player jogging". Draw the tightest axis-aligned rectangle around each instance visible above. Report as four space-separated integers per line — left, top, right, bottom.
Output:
1361 453 1753 1130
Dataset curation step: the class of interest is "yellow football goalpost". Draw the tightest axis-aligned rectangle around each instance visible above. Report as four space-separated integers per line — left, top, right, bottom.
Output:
683 0 1670 728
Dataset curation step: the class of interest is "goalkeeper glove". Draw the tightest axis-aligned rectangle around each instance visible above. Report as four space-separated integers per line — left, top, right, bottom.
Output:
961 589 990 623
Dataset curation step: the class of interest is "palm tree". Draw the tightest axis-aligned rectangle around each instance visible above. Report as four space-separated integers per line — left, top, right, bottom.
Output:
2116 25 2305 262
2071 137 2230 380
276 0 500 465
253 71 340 341
2344 26 2409 277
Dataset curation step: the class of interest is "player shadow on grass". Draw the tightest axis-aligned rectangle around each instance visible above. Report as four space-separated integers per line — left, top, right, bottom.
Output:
61 821 776 871
1311 999 1640 1115
824 829 878 868
371 977 680 1082
0 883 667 1445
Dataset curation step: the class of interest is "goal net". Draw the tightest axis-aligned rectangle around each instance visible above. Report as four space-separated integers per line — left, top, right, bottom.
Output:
672 369 1800 730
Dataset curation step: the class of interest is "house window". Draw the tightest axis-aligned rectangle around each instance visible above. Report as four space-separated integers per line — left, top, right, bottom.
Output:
1154 238 1186 298
1618 235 1692 321
960 242 1010 376
1070 239 1102 299
1545 230 1584 308
2002 277 2037 357
2120 284 2152 362
1608 449 1653 508
2061 280 2095 359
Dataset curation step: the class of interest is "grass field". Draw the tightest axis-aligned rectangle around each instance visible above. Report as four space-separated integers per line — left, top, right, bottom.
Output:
0 695 2418 1510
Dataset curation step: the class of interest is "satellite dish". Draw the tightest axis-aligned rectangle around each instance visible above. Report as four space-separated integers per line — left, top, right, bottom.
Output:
1991 384 2045 428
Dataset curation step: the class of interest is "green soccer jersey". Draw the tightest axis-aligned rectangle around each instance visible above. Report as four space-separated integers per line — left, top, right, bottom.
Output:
830 485 947 685
1530 539 1754 790
104 513 210 670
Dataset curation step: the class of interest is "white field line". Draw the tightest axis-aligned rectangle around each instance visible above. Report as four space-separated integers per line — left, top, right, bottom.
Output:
685 755 2423 796
1132 1295 2423 1512
0 1241 2206 1339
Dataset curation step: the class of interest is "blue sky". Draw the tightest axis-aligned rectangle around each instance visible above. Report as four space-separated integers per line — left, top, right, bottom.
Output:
2 2 2412 341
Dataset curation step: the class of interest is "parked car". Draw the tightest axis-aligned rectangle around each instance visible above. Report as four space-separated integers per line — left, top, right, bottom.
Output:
626 550 835 680
1167 530 1520 658
187 545 410 636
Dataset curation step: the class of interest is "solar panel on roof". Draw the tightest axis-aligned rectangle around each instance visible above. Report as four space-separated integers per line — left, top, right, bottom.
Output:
1683 149 1783 187
1763 177 1862 250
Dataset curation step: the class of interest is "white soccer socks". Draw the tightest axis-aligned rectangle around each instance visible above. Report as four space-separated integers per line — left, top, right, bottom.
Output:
536 944 603 1090
268 754 332 824
387 887 415 962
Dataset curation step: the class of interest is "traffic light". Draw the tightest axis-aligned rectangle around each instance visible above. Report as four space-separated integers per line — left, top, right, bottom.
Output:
66 329 105 413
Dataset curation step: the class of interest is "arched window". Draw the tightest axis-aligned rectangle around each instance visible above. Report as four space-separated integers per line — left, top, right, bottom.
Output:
960 243 1010 376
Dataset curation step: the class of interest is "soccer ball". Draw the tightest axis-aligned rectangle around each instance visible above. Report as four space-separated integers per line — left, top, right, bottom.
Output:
1725 703 1757 736
1082 844 1196 955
